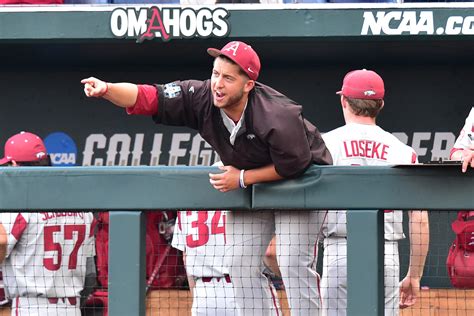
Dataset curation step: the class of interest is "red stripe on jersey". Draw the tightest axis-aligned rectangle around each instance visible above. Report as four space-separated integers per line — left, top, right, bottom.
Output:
177 211 182 231
317 273 322 307
411 152 417 164
90 216 97 238
268 280 280 316
15 297 19 316
11 214 27 241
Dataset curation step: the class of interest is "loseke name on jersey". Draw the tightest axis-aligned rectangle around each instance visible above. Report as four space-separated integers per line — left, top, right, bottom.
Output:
362 11 474 35
343 140 389 161
110 7 230 41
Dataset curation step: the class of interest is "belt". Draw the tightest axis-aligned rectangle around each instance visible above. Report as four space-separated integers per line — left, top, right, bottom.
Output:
47 297 77 306
200 274 231 283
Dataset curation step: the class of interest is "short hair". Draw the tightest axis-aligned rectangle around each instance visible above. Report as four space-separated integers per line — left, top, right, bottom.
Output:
344 96 384 118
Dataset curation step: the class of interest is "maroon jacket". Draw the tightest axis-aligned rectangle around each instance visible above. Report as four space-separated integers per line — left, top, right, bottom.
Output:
152 79 332 178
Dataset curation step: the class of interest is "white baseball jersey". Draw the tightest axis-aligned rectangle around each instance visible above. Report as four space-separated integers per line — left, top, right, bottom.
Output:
322 123 418 241
172 210 228 277
452 107 474 152
1 212 95 298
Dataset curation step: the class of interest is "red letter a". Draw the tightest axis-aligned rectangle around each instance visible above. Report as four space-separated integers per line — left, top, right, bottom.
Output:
138 7 170 43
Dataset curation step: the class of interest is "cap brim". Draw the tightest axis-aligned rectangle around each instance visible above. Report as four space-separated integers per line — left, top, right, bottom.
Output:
0 157 11 166
207 48 222 58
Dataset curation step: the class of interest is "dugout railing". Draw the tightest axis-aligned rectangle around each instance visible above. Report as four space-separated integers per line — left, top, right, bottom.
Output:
0 164 471 316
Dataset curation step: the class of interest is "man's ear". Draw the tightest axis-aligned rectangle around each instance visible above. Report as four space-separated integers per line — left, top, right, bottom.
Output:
10 160 18 167
244 80 255 93
340 95 347 108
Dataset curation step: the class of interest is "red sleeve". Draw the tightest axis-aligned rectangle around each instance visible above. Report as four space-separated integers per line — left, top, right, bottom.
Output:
126 84 158 116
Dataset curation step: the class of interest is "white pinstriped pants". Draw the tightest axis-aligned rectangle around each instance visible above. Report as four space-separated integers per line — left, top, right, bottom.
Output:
321 238 399 316
225 210 322 316
12 297 80 316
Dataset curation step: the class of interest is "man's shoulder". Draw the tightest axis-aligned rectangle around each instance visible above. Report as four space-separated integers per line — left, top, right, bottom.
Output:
322 126 347 140
168 79 210 94
252 82 301 110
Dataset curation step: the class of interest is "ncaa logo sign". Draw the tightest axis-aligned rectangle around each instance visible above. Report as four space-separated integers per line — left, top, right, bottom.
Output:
110 7 230 42
43 132 77 166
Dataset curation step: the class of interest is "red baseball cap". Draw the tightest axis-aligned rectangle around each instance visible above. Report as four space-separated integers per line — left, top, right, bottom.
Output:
0 132 48 165
337 69 385 100
207 41 261 81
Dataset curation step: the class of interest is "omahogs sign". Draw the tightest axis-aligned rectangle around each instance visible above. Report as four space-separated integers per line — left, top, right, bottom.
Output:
110 7 230 42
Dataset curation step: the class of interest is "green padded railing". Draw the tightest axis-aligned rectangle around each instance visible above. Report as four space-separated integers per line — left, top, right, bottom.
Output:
0 165 471 316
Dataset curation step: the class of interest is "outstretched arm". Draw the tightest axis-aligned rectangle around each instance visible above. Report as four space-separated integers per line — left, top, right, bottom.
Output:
81 77 139 108
399 210 429 309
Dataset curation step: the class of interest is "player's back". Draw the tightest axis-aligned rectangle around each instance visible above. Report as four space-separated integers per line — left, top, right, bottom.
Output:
172 210 228 278
323 123 416 166
322 123 416 240
1 211 95 298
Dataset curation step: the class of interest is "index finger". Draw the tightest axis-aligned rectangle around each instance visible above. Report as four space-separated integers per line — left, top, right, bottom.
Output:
462 160 468 173
80 77 95 84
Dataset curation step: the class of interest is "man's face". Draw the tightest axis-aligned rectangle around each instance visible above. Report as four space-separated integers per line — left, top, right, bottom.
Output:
211 57 252 110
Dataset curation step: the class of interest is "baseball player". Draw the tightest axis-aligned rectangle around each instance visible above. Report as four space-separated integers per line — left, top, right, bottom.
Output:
171 161 280 316
450 106 474 172
82 40 332 315
0 132 95 316
172 208 281 316
172 208 237 316
320 69 429 316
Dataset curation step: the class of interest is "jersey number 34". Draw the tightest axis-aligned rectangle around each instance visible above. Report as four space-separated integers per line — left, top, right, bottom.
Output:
186 211 225 248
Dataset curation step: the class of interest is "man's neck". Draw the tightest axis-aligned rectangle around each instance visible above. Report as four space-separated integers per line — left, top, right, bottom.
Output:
345 115 377 125
222 98 248 123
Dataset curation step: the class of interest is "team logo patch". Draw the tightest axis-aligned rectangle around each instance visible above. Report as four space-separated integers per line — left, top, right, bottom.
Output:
164 83 182 99
364 90 376 96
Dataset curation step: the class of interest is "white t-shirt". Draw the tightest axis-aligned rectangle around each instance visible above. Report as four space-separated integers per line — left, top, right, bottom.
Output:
172 210 229 277
322 123 418 241
452 107 474 154
1 212 95 298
